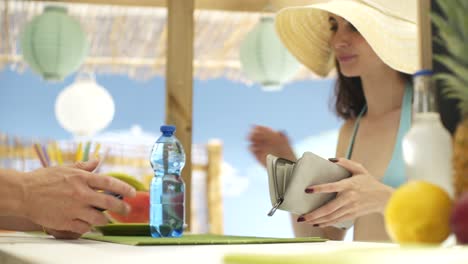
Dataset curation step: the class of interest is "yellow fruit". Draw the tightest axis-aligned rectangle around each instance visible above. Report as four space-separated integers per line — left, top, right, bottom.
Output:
142 173 153 190
385 180 452 244
106 172 148 191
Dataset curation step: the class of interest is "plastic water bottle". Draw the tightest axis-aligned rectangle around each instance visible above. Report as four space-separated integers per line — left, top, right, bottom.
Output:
149 125 186 237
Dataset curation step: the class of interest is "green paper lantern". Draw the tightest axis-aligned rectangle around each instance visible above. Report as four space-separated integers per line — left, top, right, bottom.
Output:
239 17 301 91
20 6 88 81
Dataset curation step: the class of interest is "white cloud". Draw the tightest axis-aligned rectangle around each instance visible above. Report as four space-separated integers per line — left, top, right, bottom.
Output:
79 124 159 145
244 163 269 179
221 162 250 197
293 129 339 159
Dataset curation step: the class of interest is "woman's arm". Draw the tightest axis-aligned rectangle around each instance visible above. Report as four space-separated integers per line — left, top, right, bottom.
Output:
290 121 355 240
248 125 297 167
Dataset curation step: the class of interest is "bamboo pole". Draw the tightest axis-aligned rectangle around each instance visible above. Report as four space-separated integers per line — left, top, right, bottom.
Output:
29 0 314 13
207 140 223 234
165 0 194 232
417 0 432 70
0 55 241 68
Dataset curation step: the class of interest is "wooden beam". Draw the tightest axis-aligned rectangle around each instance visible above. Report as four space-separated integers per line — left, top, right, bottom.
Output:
417 0 432 70
165 0 194 232
30 0 314 12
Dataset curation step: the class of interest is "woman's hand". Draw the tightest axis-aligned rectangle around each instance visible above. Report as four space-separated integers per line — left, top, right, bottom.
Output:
298 158 393 227
18 160 136 235
247 125 296 167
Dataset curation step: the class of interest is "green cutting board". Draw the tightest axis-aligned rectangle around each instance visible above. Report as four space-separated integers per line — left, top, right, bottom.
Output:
83 233 327 246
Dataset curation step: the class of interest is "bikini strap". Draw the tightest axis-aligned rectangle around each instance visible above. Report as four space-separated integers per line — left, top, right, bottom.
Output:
345 105 367 159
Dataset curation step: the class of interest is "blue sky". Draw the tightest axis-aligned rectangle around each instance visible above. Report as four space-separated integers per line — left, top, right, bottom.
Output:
0 68 342 237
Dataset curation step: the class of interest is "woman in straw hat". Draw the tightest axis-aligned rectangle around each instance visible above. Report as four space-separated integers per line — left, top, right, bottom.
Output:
248 0 418 241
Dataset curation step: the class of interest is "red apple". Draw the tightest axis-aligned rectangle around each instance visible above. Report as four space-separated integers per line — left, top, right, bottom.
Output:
107 191 150 223
451 192 468 244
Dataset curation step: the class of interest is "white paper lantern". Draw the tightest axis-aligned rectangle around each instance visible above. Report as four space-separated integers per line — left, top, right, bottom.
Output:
55 75 115 136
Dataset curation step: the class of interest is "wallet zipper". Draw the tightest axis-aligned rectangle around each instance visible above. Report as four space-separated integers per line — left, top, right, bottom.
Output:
268 197 283 216
268 157 293 216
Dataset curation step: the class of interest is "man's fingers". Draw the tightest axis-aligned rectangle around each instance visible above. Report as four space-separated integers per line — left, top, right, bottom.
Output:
67 219 91 234
87 174 136 198
76 207 110 226
46 229 82 240
69 159 99 172
87 191 130 216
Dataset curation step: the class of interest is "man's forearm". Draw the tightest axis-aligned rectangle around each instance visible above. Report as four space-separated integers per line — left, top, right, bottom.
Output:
0 169 26 217
0 216 41 231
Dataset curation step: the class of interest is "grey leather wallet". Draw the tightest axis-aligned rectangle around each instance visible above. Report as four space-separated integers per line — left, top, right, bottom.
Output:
266 152 353 229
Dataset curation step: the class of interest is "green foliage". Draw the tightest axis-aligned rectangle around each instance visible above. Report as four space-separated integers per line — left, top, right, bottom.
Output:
432 0 468 115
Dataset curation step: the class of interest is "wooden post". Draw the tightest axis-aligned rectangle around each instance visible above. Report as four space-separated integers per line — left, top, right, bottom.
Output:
206 140 223 234
165 0 194 231
417 0 432 70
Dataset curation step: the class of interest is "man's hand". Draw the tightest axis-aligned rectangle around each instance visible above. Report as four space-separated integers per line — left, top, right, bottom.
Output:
19 160 136 234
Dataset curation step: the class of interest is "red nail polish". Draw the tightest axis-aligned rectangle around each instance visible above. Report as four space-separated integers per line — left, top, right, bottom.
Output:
313 224 319 227
328 158 339 163
297 216 305 222
305 188 314 193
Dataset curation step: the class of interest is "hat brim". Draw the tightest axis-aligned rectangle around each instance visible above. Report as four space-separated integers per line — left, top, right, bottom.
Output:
275 0 418 77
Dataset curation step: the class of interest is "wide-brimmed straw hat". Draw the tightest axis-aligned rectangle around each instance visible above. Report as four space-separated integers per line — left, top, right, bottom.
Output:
275 0 419 77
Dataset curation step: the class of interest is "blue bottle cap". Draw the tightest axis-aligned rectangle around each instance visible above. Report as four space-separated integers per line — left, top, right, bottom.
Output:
413 70 433 77
160 125 176 135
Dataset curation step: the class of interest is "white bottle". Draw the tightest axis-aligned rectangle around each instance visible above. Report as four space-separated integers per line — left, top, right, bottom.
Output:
402 70 454 197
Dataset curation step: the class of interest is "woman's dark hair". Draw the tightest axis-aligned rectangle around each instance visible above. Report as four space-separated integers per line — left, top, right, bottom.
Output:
333 61 412 120
333 61 364 120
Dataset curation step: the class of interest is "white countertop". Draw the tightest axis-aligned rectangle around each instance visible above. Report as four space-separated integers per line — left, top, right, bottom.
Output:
0 232 397 264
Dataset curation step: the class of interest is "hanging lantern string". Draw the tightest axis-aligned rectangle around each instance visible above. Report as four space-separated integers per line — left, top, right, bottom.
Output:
261 0 275 15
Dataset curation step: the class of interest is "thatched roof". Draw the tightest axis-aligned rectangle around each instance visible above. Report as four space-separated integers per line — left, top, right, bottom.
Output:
0 0 319 83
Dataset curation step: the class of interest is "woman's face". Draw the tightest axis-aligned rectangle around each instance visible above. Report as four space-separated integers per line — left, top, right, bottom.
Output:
328 14 386 77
